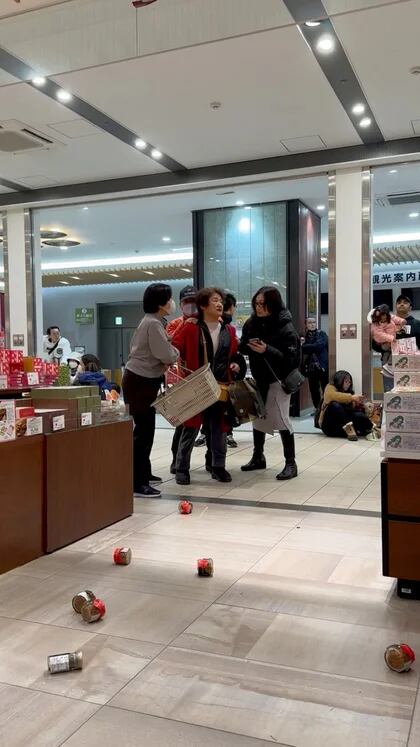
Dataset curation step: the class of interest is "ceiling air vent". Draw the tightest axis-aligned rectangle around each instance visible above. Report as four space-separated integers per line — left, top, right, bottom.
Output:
0 119 61 154
376 192 420 208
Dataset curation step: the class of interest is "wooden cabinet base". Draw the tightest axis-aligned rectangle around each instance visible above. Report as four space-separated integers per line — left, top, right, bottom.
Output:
0 436 44 573
385 520 420 580
45 420 133 552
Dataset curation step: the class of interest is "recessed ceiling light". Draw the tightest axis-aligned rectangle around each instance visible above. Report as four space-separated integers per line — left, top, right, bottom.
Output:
352 103 365 115
82 206 89 211
359 117 372 128
317 204 326 211
60 247 69 251
389 169 398 174
162 236 171 242
143 271 155 275
305 20 321 27
238 217 251 233
135 138 147 150
56 89 72 103
236 200 245 206
70 276 80 280
244 206 252 210
409 212 419 218
180 268 191 273
317 36 334 53
32 76 46 87
151 149 162 159
59 280 70 285
108 273 120 278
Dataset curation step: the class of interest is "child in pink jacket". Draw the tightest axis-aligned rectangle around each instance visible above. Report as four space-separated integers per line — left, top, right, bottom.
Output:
370 304 406 347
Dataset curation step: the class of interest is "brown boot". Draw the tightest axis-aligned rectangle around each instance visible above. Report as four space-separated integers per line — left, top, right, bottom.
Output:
343 422 358 441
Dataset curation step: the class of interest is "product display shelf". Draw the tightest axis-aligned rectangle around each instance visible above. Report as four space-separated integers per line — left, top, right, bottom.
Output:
381 457 420 599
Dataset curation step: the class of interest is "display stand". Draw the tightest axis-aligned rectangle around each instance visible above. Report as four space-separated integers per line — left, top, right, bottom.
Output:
381 457 420 599
44 420 133 552
0 436 44 573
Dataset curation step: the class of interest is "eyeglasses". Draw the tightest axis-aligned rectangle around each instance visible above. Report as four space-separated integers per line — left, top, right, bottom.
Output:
255 301 266 308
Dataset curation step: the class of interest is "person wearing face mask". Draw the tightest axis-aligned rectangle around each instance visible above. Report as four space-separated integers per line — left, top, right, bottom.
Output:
122 283 179 498
67 351 82 383
166 285 198 473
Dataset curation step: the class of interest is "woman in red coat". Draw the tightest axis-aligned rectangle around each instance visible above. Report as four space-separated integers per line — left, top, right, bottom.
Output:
172 287 245 485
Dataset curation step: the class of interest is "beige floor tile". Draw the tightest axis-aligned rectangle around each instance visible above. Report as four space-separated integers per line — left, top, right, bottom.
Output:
301 512 381 537
133 497 179 515
304 486 364 508
328 556 394 591
110 646 413 746
10 549 91 579
0 683 99 747
251 546 342 581
62 707 279 747
408 688 420 746
218 573 420 633
280 526 382 558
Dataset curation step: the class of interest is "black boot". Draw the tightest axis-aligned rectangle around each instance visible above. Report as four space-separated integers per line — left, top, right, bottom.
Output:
241 429 267 472
211 467 232 483
205 450 212 473
276 430 298 480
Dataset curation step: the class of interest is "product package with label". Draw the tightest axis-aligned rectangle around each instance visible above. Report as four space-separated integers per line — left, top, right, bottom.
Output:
384 391 420 413
0 400 16 442
383 432 420 458
385 412 420 433
392 353 420 371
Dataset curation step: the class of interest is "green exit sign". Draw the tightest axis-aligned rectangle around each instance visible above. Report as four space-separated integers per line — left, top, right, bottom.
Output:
75 307 94 324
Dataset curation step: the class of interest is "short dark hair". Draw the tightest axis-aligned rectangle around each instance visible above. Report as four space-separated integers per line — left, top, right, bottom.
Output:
143 283 172 314
82 354 101 373
224 292 236 312
396 294 413 306
196 287 225 316
252 286 285 316
372 304 391 324
47 326 60 335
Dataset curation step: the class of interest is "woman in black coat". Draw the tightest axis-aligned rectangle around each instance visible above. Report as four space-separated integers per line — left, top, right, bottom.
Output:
239 286 301 480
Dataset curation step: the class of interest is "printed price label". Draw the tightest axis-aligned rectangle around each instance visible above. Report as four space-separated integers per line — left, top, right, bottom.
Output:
27 372 39 386
81 412 92 427
52 415 65 432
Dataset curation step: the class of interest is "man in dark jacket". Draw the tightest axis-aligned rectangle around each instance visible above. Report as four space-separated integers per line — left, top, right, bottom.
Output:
301 318 329 409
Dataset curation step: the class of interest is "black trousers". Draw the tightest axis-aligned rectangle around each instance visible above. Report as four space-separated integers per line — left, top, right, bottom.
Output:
321 401 372 438
176 403 227 472
308 369 329 409
122 369 161 490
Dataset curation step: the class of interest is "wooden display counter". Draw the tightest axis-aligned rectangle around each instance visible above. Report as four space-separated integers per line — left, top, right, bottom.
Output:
381 458 420 596
44 420 133 552
0 420 133 573
0 436 44 573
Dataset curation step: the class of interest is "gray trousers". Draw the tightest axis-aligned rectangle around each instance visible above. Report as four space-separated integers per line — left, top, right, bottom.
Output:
176 406 227 473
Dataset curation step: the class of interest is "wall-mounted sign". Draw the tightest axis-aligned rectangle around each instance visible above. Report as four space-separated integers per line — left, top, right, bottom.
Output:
75 308 94 325
373 271 420 287
12 334 25 347
340 324 358 340
115 316 123 326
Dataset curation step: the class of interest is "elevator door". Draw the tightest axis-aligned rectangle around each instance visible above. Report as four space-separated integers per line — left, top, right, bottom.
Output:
98 303 140 370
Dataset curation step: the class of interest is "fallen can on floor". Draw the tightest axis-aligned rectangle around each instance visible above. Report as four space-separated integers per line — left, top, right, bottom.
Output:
113 547 132 565
81 598 106 623
72 590 96 614
197 558 214 577
48 651 83 674
178 500 193 514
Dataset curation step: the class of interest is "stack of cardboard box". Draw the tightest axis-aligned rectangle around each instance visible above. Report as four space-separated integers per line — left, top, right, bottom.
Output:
31 386 102 432
383 353 420 459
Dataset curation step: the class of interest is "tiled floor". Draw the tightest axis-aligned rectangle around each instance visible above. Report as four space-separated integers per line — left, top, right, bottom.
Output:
3 430 418 747
153 427 381 514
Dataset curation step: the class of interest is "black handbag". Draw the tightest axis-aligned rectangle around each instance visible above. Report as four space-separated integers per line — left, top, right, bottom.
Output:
281 368 306 395
229 378 266 424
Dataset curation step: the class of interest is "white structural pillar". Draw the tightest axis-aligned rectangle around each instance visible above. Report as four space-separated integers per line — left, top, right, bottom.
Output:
329 166 371 394
3 207 34 355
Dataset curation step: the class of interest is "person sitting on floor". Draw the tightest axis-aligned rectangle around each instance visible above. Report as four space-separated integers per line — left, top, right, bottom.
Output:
319 370 374 441
73 354 119 399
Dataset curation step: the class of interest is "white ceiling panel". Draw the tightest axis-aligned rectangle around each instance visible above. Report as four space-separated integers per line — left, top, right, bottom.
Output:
0 0 72 18
0 0 136 77
334 0 420 140
55 26 361 169
137 0 292 56
0 84 165 185
325 0 406 13
0 183 12 193
0 70 20 87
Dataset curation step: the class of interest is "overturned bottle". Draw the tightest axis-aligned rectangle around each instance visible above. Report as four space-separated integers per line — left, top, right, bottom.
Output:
81 598 106 623
178 500 193 515
48 651 83 674
113 547 132 565
72 590 96 614
197 558 214 577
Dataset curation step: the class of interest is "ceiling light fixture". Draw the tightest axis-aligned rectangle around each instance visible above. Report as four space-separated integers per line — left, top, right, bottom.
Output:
59 280 70 285
151 149 162 159
135 138 147 150
389 169 398 174
409 212 419 218
40 230 67 240
143 271 155 275
238 217 251 233
42 239 80 247
41 251 193 271
236 200 245 206
352 103 365 115
304 20 321 27
359 117 372 128
162 236 171 242
316 36 334 53
32 76 46 87
180 268 191 273
70 276 81 280
82 206 89 211
316 205 326 211
108 273 120 278
56 89 73 103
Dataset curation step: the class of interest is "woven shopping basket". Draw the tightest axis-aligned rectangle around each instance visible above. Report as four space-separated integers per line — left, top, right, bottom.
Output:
152 364 221 426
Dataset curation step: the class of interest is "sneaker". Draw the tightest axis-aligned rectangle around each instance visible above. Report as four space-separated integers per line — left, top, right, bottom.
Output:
211 467 232 483
176 471 190 485
194 434 206 447
343 422 358 441
276 461 298 481
150 475 162 484
226 434 238 448
134 485 161 498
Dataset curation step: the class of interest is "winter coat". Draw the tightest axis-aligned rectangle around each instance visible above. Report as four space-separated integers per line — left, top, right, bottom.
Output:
75 371 113 399
172 320 246 429
319 383 353 427
371 315 406 345
302 329 328 372
239 310 301 400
